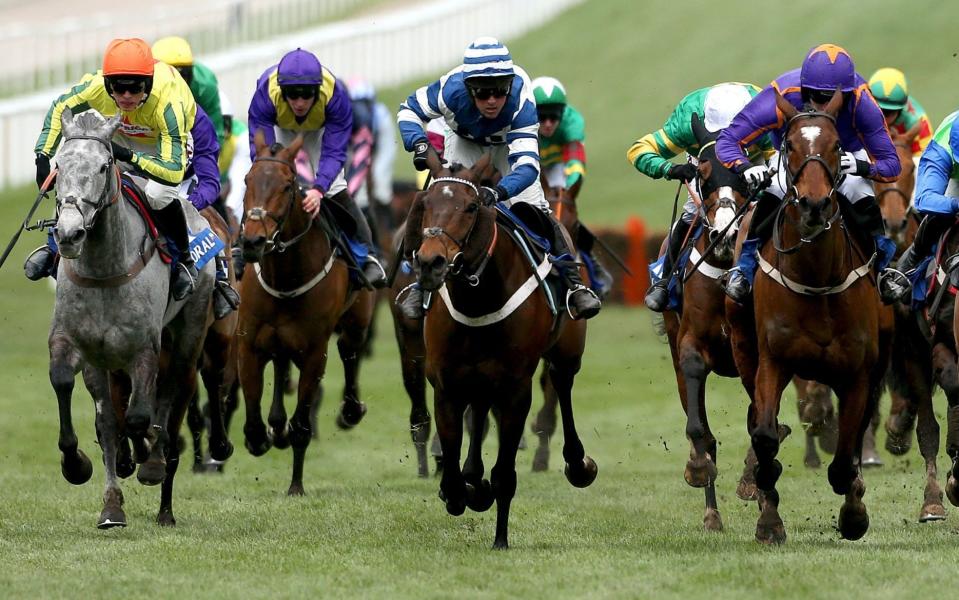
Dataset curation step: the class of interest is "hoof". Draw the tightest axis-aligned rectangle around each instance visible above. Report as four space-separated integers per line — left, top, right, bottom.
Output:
804 452 822 469
244 426 272 457
860 450 884 468
755 521 786 545
684 455 717 488
838 502 869 541
564 456 598 488
61 450 94 485
438 488 466 516
208 439 234 463
492 537 509 550
136 459 167 486
703 508 724 532
271 423 291 450
335 400 368 430
919 503 947 523
532 446 550 472
884 413 915 456
736 479 758 502
97 492 127 529
465 480 495 513
116 455 136 480
946 475 959 507
156 510 176 527
288 483 305 497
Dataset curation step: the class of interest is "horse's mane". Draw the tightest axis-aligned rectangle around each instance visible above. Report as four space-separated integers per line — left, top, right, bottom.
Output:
73 111 109 134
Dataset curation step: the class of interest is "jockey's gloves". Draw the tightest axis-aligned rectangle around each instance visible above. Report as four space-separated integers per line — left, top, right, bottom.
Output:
840 152 871 177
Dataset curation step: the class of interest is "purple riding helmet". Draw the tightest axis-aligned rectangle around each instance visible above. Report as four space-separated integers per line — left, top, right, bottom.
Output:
277 48 323 86
799 43 857 93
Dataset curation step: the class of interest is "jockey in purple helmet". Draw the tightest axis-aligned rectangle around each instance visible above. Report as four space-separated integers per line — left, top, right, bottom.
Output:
715 44 905 304
247 47 386 288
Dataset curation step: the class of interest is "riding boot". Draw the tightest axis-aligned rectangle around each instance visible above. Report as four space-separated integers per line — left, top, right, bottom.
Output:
329 191 387 288
848 198 912 304
900 214 953 274
24 230 57 280
720 191 780 303
644 218 691 312
212 255 240 320
572 224 613 299
547 213 601 320
154 201 198 301
396 196 427 319
231 246 246 281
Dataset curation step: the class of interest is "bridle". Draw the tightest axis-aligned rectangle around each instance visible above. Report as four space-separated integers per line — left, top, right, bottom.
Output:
693 140 746 246
774 111 843 253
422 176 496 285
243 155 312 253
56 135 121 232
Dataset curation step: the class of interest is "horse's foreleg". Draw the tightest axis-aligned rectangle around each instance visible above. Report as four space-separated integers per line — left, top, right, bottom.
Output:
240 342 271 457
335 296 373 430
531 363 558 472
157 391 190 527
397 321 429 477
200 329 235 464
549 363 597 490
751 357 790 545
931 342 959 508
678 343 721 531
830 373 873 541
126 345 159 441
435 386 467 518
286 348 330 496
463 401 493 513
490 381 533 550
186 387 206 472
268 357 291 449
83 366 125 528
49 335 92 485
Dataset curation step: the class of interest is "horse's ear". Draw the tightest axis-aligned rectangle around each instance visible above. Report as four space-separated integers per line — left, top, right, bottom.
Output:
567 177 583 204
698 158 713 182
690 112 713 146
105 112 122 136
253 128 269 156
286 134 305 158
903 121 923 145
471 152 493 183
774 89 798 122
425 147 445 178
824 86 843 117
60 107 76 137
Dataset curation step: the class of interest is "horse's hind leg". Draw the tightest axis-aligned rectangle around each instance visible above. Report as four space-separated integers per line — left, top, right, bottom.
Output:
268 358 291 449
531 364 558 472
750 359 790 545
186 387 207 472
49 336 92 485
200 327 235 464
490 381 533 550
549 361 598 490
83 366 125 528
157 389 190 527
395 316 430 477
335 292 374 430
931 342 959 508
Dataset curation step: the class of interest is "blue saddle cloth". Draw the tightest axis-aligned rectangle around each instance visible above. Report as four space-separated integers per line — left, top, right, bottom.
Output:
494 203 551 254
647 224 703 312
909 253 937 310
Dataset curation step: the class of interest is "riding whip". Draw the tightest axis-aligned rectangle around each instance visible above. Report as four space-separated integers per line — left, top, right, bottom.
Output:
0 168 57 270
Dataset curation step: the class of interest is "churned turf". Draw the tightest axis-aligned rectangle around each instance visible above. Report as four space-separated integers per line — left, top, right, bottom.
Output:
3 0 959 598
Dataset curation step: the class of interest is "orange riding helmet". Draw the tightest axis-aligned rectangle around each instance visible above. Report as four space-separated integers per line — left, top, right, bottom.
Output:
102 38 156 99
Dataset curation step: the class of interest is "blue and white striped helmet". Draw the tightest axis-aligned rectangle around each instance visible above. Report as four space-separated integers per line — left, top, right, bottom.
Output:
462 37 514 80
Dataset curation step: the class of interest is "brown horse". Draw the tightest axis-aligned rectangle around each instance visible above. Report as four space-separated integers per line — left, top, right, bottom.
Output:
726 90 893 543
237 132 374 495
412 153 596 548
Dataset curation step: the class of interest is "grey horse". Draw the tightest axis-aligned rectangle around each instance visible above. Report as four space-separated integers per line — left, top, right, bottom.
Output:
49 108 215 528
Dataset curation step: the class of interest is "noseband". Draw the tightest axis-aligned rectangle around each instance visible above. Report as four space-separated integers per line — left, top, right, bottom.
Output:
423 176 488 279
57 135 120 232
244 155 312 253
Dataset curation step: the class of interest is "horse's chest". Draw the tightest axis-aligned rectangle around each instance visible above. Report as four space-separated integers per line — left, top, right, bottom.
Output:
762 312 872 368
67 319 158 367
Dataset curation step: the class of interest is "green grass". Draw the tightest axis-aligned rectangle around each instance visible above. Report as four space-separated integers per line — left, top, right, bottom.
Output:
4 1 959 598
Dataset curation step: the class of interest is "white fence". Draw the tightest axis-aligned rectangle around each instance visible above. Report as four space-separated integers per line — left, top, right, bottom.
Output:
0 0 582 188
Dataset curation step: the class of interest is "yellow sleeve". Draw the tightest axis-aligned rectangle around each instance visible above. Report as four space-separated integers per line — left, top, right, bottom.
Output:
34 73 101 157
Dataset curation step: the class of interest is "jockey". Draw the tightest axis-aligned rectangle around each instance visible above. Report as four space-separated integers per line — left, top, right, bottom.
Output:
868 67 933 158
397 37 601 320
532 75 613 298
890 110 959 280
219 93 251 226
248 47 387 288
31 38 200 300
345 76 397 237
151 36 225 149
627 82 773 312
716 44 905 305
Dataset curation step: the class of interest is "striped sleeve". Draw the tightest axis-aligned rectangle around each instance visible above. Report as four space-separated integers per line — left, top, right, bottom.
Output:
131 100 191 185
398 78 443 151
499 97 540 198
34 76 97 157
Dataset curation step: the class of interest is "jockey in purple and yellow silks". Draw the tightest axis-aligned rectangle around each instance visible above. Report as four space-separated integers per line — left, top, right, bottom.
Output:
715 43 905 305
30 38 201 300
247 48 386 288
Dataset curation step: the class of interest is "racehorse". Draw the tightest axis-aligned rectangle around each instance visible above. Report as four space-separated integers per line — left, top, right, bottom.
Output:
412 152 597 548
48 108 216 527
726 90 893 543
238 131 374 496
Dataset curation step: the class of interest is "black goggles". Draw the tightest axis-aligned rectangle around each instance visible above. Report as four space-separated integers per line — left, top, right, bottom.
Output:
175 65 194 85
281 85 318 100
806 89 836 105
108 78 147 95
537 108 563 122
469 85 510 100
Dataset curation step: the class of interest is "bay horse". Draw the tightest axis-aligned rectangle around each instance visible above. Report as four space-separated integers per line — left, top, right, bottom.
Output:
726 90 893 543
49 108 217 527
413 152 597 549
238 131 374 496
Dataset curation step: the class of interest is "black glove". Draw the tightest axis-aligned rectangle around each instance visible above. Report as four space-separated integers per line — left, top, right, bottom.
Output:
412 141 431 171
111 142 134 163
666 163 698 183
480 185 508 206
35 154 52 190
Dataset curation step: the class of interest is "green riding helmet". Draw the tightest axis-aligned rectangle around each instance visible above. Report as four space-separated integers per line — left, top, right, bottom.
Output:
532 76 567 107
868 67 909 111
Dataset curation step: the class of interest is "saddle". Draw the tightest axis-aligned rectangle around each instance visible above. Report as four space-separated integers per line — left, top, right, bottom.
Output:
912 224 959 314
120 176 172 265
647 224 705 313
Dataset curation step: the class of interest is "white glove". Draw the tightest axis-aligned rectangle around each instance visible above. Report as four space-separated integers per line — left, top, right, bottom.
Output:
840 151 869 176
743 164 771 188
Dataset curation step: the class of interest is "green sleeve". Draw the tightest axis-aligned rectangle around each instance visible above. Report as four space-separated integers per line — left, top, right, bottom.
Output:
191 63 224 147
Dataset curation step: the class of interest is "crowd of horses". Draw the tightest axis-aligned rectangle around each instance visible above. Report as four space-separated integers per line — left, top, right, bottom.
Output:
35 89 959 548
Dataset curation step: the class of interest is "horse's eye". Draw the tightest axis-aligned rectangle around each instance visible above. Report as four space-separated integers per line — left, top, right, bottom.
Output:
783 140 792 151
99 163 109 174
465 202 478 213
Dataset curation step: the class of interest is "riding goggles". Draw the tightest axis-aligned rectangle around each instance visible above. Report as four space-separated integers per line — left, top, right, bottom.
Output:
281 84 318 100
468 84 511 101
806 89 836 105
174 65 194 86
107 77 148 96
537 107 564 123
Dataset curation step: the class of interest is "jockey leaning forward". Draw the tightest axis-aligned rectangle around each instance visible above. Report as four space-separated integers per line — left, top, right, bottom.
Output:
396 36 601 320
715 43 906 305
868 67 933 159
152 36 225 149
31 38 201 300
627 82 773 312
533 75 613 298
247 47 387 289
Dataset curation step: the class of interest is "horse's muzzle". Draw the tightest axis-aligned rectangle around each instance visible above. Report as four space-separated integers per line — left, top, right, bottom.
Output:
54 226 85 258
416 253 448 291
241 235 266 263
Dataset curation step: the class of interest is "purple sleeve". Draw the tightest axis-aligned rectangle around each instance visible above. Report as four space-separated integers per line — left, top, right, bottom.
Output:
248 75 277 161
716 86 783 173
314 80 353 193
187 107 221 210
853 90 901 183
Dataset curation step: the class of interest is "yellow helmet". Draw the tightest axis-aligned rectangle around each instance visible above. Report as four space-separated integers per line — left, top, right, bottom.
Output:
151 36 193 67
868 67 908 111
